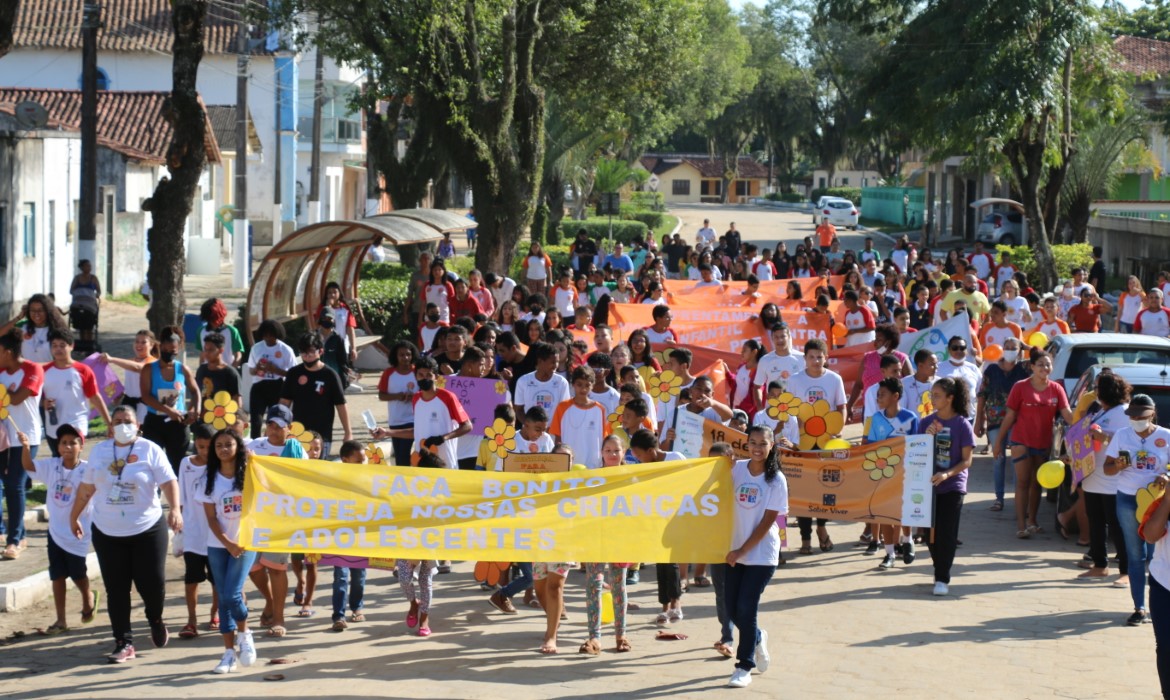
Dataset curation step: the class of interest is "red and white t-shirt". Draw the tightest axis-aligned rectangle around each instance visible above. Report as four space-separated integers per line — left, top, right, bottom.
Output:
550 400 611 469
643 326 679 345
553 286 578 318
1135 307 1170 338
412 389 471 469
377 368 417 426
1 360 44 443
752 260 777 281
41 362 99 439
994 264 1018 294
967 252 995 279
843 306 876 347
425 281 456 322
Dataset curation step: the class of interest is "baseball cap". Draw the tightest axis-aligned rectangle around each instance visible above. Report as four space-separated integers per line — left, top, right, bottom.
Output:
265 404 293 428
1126 394 1156 417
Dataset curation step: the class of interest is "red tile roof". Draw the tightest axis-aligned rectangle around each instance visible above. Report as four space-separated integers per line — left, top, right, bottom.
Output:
13 0 269 55
0 88 221 164
1114 35 1170 77
640 154 769 180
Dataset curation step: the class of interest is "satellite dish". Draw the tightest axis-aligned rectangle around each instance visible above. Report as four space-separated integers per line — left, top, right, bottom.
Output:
14 101 48 130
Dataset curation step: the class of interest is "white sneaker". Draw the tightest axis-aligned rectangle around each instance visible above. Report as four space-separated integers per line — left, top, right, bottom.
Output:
213 649 237 674
667 607 683 622
237 630 257 667
754 628 770 673
727 668 752 688
933 581 949 596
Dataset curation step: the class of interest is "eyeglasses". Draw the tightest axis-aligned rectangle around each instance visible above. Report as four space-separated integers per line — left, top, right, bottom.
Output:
950 345 967 351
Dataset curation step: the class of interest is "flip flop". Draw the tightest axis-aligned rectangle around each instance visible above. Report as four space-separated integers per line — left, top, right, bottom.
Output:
267 625 287 637
539 643 557 654
293 591 305 606
42 622 69 636
714 641 733 658
178 622 199 639
81 590 100 624
693 576 712 588
296 608 316 618
655 631 689 641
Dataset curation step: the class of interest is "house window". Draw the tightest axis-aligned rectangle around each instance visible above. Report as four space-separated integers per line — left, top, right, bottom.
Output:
22 203 35 257
818 177 826 188
735 180 750 196
700 180 722 196
841 177 849 186
672 180 690 196
77 68 111 91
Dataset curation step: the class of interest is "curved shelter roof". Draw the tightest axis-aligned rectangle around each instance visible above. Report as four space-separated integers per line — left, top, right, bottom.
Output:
244 209 477 343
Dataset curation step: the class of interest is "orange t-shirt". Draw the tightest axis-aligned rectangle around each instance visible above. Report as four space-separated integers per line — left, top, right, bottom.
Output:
817 222 837 247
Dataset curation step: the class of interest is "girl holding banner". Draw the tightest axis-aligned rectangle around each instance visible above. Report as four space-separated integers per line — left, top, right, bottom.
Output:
919 378 976 597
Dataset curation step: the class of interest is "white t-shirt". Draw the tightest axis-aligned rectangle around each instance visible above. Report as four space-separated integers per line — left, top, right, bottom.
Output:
995 266 1017 295
900 375 936 415
1001 296 1031 327
937 360 982 415
553 287 578 318
968 252 994 279
696 227 717 251
752 409 800 445
643 327 679 345
843 307 876 347
733 364 753 407
413 390 471 469
1104 425 1170 495
589 386 621 417
490 278 517 311
786 370 847 410
177 456 209 555
863 383 880 423
494 432 557 471
22 325 51 363
730 459 788 566
1081 404 1127 495
32 458 91 556
551 400 609 469
195 472 243 550
41 362 99 439
514 372 571 414
754 351 804 393
377 368 417 426
82 439 176 537
247 437 287 457
248 340 295 383
526 255 549 281
1136 308 1170 337
420 325 444 354
1120 293 1145 326
0 360 43 444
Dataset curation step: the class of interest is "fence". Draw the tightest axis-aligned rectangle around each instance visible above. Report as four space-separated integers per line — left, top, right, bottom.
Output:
859 187 926 228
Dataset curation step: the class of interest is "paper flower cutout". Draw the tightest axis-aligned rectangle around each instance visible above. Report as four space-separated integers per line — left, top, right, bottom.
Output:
795 399 845 451
0 384 10 420
917 390 933 418
607 405 624 432
494 380 508 395
365 444 385 464
1137 482 1165 524
289 421 315 447
202 390 238 430
766 392 803 423
863 446 900 481
474 561 511 587
483 418 517 459
435 375 447 389
648 370 684 401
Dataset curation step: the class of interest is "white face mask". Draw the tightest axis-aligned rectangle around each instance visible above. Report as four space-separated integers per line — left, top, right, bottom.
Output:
1131 418 1152 433
1002 350 1019 363
113 423 138 444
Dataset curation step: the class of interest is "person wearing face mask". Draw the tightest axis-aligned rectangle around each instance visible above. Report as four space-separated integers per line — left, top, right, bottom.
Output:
279 331 352 458
1106 393 1170 626
994 350 1073 540
1079 371 1130 584
139 328 200 471
936 336 981 418
941 274 990 324
69 405 183 663
974 337 1029 512
848 325 913 423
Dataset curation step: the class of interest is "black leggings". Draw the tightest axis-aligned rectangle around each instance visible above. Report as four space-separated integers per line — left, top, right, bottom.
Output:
1084 491 1128 572
249 380 285 439
797 517 828 540
927 491 964 584
656 563 682 605
92 516 168 644
141 414 190 469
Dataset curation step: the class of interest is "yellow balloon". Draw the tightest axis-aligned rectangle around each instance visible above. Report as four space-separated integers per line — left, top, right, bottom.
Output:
572 463 589 471
1037 460 1065 489
1028 331 1049 348
823 438 851 450
601 590 615 625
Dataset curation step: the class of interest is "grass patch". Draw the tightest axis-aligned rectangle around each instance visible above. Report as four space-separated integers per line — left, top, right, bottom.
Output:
660 213 680 237
109 292 149 307
28 483 46 506
89 417 108 438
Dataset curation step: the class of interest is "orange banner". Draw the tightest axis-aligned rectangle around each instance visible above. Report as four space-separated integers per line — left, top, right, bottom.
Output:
609 305 831 351
658 284 843 315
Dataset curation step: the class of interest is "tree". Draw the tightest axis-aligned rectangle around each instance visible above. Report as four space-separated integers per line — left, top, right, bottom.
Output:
593 157 634 194
1061 111 1149 242
1101 0 1170 41
143 0 209 332
0 0 17 59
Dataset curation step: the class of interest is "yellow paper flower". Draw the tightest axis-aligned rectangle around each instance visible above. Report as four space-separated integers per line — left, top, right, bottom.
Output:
483 418 517 459
202 390 238 430
365 444 385 464
289 421 314 447
766 392 803 423
435 375 447 389
0 383 10 420
917 390 933 418
494 380 508 395
1137 482 1166 524
795 399 845 451
647 370 684 401
607 405 625 432
863 445 901 481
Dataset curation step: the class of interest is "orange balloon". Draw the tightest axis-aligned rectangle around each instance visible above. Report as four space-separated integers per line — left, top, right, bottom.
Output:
983 344 1003 361
832 324 848 338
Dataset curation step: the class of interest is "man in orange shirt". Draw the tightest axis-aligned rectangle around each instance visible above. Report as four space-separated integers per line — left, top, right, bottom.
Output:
816 219 837 252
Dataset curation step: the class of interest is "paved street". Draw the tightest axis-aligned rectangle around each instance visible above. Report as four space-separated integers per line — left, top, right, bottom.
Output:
0 204 1160 698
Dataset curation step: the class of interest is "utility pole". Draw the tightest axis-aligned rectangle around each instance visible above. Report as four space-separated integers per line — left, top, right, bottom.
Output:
79 2 101 273
233 7 250 288
273 59 282 242
307 43 324 224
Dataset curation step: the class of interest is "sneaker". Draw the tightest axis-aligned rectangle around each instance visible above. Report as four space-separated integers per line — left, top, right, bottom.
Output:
626 570 640 585
902 540 916 565
149 621 169 648
107 641 136 664
727 668 753 688
894 542 904 556
864 540 879 555
1127 609 1148 626
667 607 683 622
488 592 518 615
879 554 896 570
754 628 770 673
237 630 257 667
932 581 949 596
332 618 348 631
213 649 237 674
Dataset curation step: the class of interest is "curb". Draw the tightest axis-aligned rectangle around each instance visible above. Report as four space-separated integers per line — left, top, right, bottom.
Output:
0 552 102 611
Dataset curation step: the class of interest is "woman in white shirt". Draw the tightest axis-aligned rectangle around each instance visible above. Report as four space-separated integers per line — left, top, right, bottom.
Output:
1079 371 1130 580
197 430 258 674
997 280 1032 328
724 425 788 688
69 405 182 664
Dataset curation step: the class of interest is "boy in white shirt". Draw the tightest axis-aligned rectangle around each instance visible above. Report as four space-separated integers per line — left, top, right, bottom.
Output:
42 328 111 457
176 424 217 637
513 342 571 416
550 366 611 469
586 353 621 415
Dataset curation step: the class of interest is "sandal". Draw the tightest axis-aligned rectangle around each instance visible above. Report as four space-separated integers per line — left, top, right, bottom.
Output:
655 612 670 625
296 607 316 618
655 631 689 641
208 615 219 630
578 638 602 655
525 598 542 609
178 623 199 639
1055 516 1070 541
693 576 712 588
819 536 834 552
417 626 432 637
539 642 557 654
349 612 366 623
266 625 287 637
81 590 100 624
1026 524 1043 535
2 544 18 560
293 591 305 606
42 622 69 636
714 641 733 658
988 501 1004 512
799 545 814 555
259 612 274 628
1016 530 1031 539
616 636 632 653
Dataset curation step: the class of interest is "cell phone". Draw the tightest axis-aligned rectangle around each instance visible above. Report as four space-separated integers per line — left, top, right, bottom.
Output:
1118 450 1131 467
362 410 378 432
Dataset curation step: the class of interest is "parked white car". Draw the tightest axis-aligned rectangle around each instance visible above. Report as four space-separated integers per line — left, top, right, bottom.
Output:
813 197 860 230
1046 332 1170 395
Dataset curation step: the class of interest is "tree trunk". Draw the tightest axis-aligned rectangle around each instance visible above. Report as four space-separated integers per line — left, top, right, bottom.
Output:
1003 112 1058 292
143 0 208 333
0 0 17 59
544 174 566 243
1067 195 1091 244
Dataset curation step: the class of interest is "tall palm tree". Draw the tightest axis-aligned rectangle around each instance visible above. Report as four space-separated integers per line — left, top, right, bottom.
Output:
1061 111 1150 242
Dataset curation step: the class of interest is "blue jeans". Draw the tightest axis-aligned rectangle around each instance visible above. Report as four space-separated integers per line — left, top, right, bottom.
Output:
987 427 1011 502
725 564 775 671
709 563 734 645
0 444 36 546
1149 575 1170 699
206 547 258 635
332 566 366 621
1117 492 1155 610
497 562 533 600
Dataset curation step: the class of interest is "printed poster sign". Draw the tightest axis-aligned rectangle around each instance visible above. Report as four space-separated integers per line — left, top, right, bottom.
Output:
436 375 512 437
1064 415 1097 489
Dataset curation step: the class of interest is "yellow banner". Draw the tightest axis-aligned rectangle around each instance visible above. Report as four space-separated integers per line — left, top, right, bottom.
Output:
240 455 733 563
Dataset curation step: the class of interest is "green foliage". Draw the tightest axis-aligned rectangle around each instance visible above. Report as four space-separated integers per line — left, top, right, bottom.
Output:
531 203 549 246
1101 0 1170 41
593 157 635 194
620 206 664 230
558 219 649 245
629 191 665 211
996 243 1094 282
810 187 863 205
357 263 412 341
547 213 564 245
